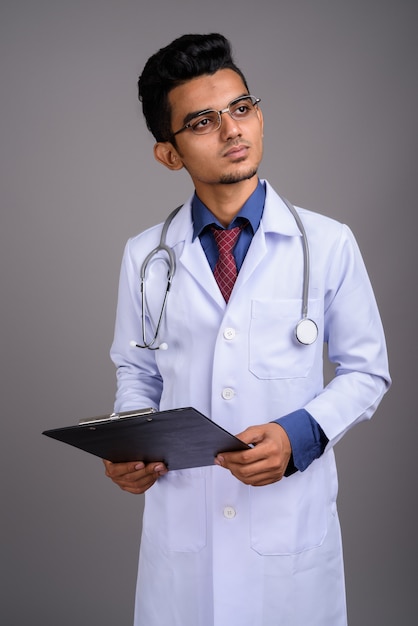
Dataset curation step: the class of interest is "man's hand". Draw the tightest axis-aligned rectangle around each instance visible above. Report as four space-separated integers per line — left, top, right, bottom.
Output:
103 459 168 495
215 423 291 486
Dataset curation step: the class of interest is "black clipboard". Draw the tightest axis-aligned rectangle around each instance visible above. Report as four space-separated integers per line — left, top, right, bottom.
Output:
42 407 249 470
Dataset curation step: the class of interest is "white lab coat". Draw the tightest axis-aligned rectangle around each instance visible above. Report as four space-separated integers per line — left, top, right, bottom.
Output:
110 181 390 626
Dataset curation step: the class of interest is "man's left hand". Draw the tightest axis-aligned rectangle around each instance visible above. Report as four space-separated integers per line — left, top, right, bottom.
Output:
215 423 291 486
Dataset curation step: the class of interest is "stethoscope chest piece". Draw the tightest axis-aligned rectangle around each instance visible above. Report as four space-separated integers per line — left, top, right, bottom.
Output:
295 318 318 345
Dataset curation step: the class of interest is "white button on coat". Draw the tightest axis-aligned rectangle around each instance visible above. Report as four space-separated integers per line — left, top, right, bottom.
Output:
223 327 236 340
223 506 236 519
222 388 235 400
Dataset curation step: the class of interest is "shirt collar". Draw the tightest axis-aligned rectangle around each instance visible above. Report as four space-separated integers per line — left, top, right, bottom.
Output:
192 179 266 240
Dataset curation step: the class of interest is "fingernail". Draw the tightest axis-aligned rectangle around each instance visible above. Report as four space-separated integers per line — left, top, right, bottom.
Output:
154 464 164 472
134 463 145 470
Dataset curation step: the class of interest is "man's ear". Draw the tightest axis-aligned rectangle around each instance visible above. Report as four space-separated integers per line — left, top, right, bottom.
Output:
154 142 184 171
257 106 264 137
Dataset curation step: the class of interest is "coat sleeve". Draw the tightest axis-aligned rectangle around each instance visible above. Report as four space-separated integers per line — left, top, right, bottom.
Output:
304 223 391 447
110 237 163 413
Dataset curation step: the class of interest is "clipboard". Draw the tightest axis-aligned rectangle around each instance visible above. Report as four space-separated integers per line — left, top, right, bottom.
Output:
42 407 250 470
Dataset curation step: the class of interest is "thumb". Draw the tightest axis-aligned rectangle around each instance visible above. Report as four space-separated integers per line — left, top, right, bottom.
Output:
235 425 265 446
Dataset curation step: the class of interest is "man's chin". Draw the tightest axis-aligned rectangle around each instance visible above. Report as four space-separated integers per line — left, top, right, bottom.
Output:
219 167 258 185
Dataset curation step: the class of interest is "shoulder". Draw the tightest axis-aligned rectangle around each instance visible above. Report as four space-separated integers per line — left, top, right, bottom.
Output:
124 197 194 260
263 180 352 244
296 205 347 236
295 205 359 254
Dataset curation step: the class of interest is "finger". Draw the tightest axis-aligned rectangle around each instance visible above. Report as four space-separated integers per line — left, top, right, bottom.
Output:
143 462 169 477
103 459 144 479
230 461 286 486
103 460 168 494
218 447 287 485
216 442 267 467
110 468 157 494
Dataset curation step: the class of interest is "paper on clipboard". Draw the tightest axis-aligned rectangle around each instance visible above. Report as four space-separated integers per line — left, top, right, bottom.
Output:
42 406 249 470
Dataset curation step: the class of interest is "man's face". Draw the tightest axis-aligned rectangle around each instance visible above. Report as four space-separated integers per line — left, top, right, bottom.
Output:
165 69 264 193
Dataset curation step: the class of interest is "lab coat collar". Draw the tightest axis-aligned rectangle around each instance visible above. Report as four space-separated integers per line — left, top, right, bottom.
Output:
261 181 303 237
165 180 302 246
163 180 302 307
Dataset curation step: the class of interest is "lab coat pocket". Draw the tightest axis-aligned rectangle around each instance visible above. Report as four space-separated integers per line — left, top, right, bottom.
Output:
249 461 329 555
143 468 207 553
249 298 320 379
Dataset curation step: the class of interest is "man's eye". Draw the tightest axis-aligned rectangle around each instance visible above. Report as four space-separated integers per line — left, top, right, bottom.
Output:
192 116 216 131
233 103 251 117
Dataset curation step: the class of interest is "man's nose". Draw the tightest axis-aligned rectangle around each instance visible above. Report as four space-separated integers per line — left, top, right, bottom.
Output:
219 111 241 140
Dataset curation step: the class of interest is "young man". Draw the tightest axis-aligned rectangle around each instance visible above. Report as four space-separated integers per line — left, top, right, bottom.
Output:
104 33 390 626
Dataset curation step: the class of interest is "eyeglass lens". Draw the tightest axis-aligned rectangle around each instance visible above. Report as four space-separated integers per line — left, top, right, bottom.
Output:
189 96 259 135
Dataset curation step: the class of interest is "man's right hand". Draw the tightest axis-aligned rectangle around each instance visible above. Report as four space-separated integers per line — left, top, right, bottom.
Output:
103 459 168 494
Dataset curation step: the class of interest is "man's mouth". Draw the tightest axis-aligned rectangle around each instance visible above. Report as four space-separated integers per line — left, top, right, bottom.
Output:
223 144 249 159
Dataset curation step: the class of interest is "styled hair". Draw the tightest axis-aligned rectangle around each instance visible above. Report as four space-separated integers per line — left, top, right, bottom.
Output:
138 33 249 142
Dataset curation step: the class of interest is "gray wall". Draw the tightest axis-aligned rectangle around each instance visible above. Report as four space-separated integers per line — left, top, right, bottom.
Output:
1 1 417 624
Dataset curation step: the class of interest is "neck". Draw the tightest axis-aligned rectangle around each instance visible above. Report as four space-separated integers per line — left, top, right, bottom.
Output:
194 176 259 227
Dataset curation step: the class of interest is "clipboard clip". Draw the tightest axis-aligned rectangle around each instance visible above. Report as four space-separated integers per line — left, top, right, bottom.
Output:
79 407 156 426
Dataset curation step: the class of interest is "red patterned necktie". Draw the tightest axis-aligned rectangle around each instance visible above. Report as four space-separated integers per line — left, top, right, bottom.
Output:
211 226 242 302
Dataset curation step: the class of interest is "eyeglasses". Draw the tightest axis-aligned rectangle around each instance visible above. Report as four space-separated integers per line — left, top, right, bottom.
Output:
172 95 261 137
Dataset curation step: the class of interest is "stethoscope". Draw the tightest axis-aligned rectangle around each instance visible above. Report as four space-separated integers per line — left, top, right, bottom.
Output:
131 198 318 350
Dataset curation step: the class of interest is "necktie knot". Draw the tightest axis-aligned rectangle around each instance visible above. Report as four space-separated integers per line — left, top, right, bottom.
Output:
211 226 242 302
212 226 242 256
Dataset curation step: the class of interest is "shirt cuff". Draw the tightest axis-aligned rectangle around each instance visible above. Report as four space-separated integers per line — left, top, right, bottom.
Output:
273 409 329 476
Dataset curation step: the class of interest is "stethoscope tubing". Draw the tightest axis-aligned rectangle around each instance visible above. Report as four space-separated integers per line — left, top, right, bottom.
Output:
136 197 317 349
281 197 310 320
138 206 181 349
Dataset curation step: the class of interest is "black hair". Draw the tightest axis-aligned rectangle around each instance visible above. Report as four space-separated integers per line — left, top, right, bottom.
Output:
137 33 249 142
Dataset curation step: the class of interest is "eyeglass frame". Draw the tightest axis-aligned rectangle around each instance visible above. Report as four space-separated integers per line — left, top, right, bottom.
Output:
172 94 261 137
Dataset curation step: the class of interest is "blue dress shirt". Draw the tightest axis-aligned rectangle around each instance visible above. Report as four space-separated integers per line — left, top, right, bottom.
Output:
192 180 328 475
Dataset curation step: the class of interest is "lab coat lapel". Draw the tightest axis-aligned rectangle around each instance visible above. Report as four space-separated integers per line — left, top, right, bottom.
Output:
164 197 225 306
181 237 225 306
232 224 267 291
231 183 302 295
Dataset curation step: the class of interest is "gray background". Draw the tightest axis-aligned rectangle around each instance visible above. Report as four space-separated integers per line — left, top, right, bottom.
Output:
1 0 417 624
